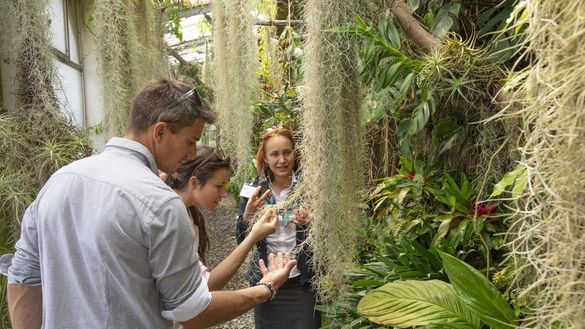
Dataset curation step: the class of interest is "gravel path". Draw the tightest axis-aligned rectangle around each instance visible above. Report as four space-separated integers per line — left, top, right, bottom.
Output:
201 196 255 329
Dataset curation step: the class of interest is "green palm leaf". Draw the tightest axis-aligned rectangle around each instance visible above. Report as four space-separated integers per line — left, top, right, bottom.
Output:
357 280 481 328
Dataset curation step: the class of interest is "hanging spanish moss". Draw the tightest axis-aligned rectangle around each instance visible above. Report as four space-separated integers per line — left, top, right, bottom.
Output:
201 41 213 87
94 0 167 138
299 0 369 298
504 1 585 327
135 1 168 81
0 0 92 230
212 0 256 173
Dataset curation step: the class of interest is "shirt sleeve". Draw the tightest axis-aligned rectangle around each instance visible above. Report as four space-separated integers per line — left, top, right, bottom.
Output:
148 198 212 322
8 201 42 285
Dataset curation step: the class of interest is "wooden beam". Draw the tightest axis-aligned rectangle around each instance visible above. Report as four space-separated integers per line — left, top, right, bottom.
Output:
255 19 303 27
169 36 212 49
166 45 190 66
178 3 213 18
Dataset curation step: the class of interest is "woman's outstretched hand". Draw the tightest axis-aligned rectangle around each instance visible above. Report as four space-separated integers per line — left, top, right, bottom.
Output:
242 187 271 226
249 209 278 241
258 252 297 291
291 204 312 227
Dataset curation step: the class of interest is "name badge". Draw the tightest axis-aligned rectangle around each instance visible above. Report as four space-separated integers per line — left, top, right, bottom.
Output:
240 183 259 198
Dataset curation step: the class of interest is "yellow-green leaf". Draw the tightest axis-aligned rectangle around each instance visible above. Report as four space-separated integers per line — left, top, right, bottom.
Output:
439 252 517 329
358 280 481 329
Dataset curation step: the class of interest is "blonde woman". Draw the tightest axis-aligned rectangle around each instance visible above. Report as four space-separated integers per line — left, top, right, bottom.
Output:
236 127 320 329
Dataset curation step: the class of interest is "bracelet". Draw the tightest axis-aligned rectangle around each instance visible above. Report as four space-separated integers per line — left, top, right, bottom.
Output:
257 281 276 301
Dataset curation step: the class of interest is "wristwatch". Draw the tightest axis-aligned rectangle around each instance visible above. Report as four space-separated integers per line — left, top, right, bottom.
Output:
257 281 276 301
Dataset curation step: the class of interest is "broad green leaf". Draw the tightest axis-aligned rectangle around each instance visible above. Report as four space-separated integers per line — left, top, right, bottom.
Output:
401 218 423 235
378 19 388 43
400 72 415 96
399 155 413 172
432 14 454 38
439 252 517 329
386 21 401 49
376 66 389 91
511 167 528 197
364 39 376 63
490 165 526 197
358 280 481 329
385 62 403 88
433 218 452 247
353 279 384 288
396 187 410 203
408 102 431 135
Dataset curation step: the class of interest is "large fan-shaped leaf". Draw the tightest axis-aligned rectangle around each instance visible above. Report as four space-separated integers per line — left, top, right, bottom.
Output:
357 280 481 329
439 252 517 329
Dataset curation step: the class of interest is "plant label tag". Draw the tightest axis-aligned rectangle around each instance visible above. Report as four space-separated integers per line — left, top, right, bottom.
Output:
240 183 258 198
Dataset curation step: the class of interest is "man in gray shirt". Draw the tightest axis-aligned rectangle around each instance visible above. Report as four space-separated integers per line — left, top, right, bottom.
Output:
5 79 295 328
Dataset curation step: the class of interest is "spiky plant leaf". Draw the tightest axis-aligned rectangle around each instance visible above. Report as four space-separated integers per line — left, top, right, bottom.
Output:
357 279 481 328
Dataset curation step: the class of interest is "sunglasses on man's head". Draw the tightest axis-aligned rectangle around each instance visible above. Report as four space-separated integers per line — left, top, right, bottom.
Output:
177 88 200 104
265 125 285 132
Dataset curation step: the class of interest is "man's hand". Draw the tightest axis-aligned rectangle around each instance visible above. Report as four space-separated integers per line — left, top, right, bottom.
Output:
249 209 278 241
242 187 271 226
258 252 297 291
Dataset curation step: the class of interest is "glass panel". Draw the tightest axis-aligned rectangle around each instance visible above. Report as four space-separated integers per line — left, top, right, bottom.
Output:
55 60 84 126
67 0 80 64
49 0 67 54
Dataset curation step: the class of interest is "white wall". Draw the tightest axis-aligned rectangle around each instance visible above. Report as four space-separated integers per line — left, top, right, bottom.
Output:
79 0 107 148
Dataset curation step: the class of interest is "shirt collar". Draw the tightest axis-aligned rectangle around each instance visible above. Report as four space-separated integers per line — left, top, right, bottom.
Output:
104 137 158 175
267 171 298 199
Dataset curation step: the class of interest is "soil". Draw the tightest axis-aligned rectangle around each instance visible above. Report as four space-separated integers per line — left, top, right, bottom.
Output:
201 196 255 329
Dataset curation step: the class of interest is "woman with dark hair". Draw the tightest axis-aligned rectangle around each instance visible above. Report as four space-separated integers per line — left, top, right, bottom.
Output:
168 146 278 291
236 127 320 329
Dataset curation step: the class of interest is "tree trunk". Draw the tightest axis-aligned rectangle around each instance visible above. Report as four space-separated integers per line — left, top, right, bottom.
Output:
386 0 439 54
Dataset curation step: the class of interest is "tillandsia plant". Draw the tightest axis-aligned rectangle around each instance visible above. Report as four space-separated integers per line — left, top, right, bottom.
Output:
332 8 518 189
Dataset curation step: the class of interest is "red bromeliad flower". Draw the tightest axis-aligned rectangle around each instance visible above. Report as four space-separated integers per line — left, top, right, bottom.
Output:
468 199 497 217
